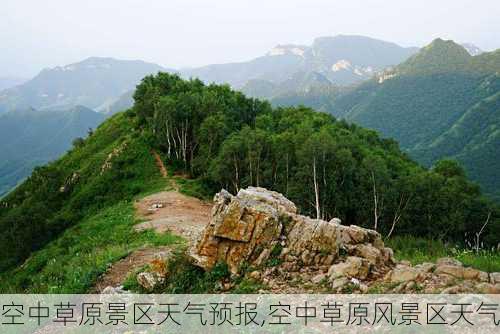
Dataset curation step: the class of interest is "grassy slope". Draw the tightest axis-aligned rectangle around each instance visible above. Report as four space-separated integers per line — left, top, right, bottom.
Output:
0 110 183 292
0 200 181 293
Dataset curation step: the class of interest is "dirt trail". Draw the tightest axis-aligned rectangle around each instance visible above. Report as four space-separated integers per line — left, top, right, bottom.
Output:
92 153 212 292
153 150 168 178
92 247 171 293
134 191 211 243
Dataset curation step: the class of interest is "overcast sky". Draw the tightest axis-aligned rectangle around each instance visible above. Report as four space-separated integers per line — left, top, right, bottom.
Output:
2 0 499 78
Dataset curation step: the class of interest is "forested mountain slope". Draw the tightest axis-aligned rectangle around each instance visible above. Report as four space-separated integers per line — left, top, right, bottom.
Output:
0 106 105 197
1 73 498 291
328 39 500 200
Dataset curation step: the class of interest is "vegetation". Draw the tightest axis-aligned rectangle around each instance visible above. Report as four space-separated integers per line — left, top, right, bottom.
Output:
0 200 180 293
387 236 500 272
325 40 500 200
0 71 498 293
134 72 500 246
0 110 165 272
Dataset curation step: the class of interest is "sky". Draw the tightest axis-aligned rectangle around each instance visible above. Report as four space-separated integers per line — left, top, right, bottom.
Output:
1 0 500 78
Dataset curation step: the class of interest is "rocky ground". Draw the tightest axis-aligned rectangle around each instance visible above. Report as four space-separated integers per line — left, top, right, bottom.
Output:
189 187 500 294
98 186 500 294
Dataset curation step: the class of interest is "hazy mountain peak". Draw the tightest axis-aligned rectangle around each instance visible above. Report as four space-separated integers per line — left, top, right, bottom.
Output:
267 44 309 57
396 38 472 74
461 43 484 56
0 57 167 113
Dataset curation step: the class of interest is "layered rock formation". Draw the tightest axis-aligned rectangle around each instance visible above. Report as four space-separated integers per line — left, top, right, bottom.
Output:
190 187 500 293
191 187 394 290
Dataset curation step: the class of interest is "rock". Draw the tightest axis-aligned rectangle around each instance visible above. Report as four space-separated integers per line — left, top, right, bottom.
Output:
331 277 350 291
490 272 500 284
475 283 500 294
462 267 482 280
329 218 341 224
191 187 395 290
192 187 389 275
436 257 462 267
434 265 464 279
249 271 261 280
414 262 435 273
387 266 422 283
478 271 490 282
339 225 369 244
354 244 382 265
312 273 327 284
328 256 369 280
101 286 127 294
137 272 165 291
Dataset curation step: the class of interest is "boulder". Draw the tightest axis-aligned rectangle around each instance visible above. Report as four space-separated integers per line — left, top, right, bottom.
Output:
328 256 370 280
386 265 423 283
137 272 165 291
192 187 390 276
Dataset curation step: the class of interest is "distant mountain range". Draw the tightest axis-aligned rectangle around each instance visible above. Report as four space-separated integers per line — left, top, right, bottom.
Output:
0 77 26 91
0 35 497 200
0 57 167 114
323 39 500 200
184 35 419 89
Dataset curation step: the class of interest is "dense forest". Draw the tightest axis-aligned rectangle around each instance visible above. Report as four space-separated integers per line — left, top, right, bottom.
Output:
0 72 498 274
134 73 500 244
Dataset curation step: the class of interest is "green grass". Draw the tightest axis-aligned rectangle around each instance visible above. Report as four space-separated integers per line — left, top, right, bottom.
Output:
0 200 181 293
387 235 500 272
174 176 213 200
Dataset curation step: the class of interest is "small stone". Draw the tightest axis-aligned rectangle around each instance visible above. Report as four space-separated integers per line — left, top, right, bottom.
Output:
137 272 165 291
331 277 349 291
312 273 327 284
249 271 261 280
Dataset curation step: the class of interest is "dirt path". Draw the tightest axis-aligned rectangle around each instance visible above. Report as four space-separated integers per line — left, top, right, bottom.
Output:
134 191 211 244
153 150 168 178
92 247 171 293
92 150 212 292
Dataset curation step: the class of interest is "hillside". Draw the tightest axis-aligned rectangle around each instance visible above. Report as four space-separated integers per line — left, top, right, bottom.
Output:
0 57 167 114
0 73 498 293
0 76 25 91
320 39 500 200
0 106 106 197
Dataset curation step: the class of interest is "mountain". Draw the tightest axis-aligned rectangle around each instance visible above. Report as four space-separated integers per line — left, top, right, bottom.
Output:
0 106 106 197
182 35 418 89
329 39 500 200
0 73 498 293
462 43 483 56
0 57 167 114
0 77 26 91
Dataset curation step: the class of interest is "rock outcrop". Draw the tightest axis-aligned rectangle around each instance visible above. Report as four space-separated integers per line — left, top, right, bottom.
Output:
190 187 500 294
191 187 394 290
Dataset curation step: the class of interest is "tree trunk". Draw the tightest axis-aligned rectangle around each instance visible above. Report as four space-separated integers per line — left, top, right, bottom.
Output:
313 157 321 219
371 171 379 231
